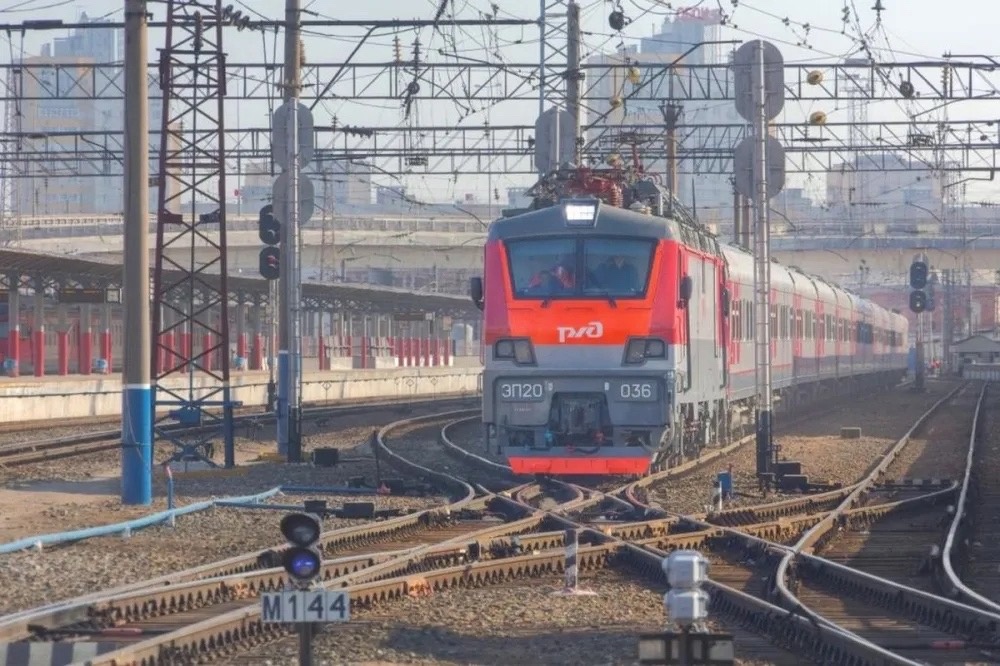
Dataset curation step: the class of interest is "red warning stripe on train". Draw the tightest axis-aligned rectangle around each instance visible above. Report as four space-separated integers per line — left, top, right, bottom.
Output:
508 456 650 476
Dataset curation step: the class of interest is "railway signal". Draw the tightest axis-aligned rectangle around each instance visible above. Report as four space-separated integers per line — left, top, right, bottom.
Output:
258 204 281 280
909 256 929 313
261 512 350 665
280 512 323 587
258 204 280 245
259 246 280 281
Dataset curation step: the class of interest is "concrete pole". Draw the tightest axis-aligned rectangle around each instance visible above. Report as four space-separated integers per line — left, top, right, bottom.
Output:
277 0 300 462
280 0 304 462
121 0 152 505
752 41 774 485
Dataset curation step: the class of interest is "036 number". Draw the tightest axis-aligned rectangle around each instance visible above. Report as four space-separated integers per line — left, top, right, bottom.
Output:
620 383 653 399
499 382 544 400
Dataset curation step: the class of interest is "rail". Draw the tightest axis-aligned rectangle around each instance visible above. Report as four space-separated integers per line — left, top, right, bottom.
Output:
941 382 1000 613
773 382 1000 657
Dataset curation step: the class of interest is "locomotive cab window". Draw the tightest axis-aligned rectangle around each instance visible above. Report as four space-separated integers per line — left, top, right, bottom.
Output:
582 238 654 296
505 236 655 299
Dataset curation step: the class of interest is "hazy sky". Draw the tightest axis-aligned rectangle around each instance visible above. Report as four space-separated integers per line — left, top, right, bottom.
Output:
4 0 1000 203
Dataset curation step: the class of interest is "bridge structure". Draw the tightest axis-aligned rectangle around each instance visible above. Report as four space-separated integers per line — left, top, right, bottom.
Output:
9 213 1000 291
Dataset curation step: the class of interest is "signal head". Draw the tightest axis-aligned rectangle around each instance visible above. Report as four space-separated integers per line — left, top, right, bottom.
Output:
909 260 928 289
280 513 323 586
909 290 927 313
280 512 322 546
282 546 323 581
259 246 280 281
258 204 280 246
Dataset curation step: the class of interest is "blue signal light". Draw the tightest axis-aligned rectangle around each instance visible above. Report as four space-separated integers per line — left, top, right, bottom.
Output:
284 546 322 580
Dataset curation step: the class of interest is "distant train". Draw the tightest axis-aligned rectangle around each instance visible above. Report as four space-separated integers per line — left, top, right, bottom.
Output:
471 168 908 476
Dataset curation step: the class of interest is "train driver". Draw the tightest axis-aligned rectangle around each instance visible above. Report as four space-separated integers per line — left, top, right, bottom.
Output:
527 255 575 294
594 254 639 292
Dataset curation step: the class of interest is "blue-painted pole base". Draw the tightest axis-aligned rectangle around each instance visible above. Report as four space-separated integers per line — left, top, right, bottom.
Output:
122 384 153 505
277 350 290 456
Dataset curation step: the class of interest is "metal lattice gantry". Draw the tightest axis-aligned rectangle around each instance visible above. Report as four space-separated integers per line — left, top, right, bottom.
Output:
0 6 999 190
4 117 999 177
150 0 236 468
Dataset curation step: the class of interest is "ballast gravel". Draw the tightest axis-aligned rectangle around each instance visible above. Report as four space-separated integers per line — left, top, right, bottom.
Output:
0 416 455 616
221 570 792 666
646 380 958 514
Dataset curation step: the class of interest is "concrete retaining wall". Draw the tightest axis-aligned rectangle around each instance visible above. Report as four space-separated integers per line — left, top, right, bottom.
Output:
0 367 483 422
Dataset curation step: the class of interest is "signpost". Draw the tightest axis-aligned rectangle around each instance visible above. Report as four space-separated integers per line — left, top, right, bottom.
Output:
257 512 352 666
261 589 350 624
57 287 122 304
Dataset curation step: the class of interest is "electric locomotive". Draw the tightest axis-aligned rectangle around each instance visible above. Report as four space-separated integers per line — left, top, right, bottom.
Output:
470 166 908 476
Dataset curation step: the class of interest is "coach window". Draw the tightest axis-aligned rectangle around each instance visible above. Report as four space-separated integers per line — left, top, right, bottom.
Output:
732 300 742 341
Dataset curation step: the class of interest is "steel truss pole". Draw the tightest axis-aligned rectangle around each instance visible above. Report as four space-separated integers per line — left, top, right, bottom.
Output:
752 41 775 486
150 0 236 469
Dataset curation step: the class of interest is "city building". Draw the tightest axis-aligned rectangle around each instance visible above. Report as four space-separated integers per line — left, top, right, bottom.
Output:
7 13 170 217
584 7 740 232
826 152 943 232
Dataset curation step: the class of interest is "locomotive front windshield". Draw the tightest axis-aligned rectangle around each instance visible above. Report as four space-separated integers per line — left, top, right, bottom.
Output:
506 237 655 299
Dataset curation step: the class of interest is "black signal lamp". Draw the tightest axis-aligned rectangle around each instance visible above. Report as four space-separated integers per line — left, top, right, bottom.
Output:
280 512 323 587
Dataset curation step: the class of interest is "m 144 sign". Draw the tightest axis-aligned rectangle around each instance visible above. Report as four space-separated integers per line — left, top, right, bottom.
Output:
261 589 350 624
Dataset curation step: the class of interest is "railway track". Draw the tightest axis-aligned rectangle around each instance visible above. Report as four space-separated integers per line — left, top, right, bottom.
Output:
3 380 996 665
942 382 1000 617
0 405 799 664
0 393 479 468
773 381 1000 665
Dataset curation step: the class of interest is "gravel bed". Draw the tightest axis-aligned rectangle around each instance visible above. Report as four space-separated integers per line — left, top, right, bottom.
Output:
0 399 472 488
0 485 448 616
647 381 957 515
220 569 787 666
0 421 119 447
0 409 463 617
881 381 982 482
383 418 510 490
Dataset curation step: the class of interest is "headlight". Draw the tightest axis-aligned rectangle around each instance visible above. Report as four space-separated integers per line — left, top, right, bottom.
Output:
494 338 536 365
624 338 666 364
495 340 515 358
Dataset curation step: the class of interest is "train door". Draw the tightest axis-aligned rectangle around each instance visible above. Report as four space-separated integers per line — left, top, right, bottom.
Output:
689 255 706 395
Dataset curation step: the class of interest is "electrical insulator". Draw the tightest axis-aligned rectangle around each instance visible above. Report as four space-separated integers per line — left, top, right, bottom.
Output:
299 39 306 67
609 10 626 31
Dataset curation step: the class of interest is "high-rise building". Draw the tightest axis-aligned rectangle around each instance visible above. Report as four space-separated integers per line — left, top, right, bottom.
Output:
585 7 742 233
10 13 168 217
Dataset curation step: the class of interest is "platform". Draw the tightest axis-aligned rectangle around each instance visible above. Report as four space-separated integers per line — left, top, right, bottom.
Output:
0 365 483 422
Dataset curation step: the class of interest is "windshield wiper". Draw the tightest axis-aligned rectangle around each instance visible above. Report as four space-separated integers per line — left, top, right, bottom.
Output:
590 289 617 307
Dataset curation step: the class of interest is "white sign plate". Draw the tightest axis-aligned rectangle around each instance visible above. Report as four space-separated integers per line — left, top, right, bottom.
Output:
261 590 351 624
